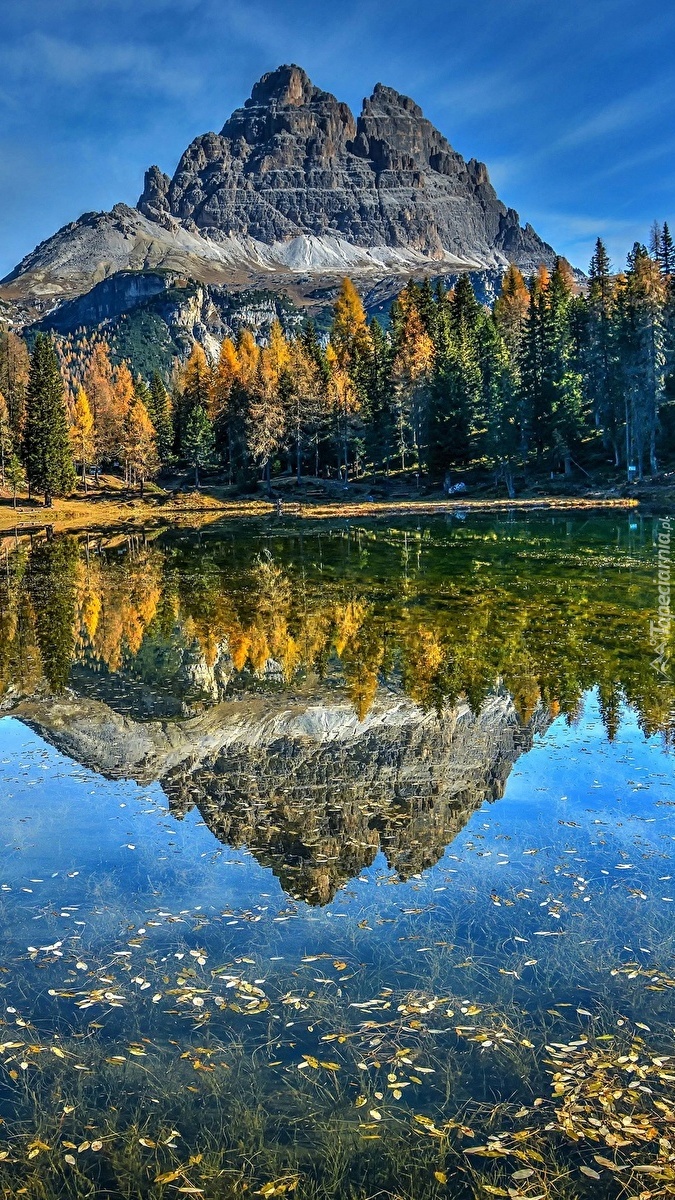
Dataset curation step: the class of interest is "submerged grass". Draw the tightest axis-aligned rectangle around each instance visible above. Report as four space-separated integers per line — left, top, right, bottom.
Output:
0 884 674 1199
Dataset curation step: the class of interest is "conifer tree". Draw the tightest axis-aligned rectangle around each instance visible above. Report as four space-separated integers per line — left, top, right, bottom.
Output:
183 405 215 487
124 394 158 495
660 223 674 276
83 341 117 468
23 334 75 506
177 343 213 460
0 390 13 488
6 453 25 509
619 243 667 476
147 372 174 466
0 327 30 442
391 289 434 470
70 386 96 493
428 275 483 472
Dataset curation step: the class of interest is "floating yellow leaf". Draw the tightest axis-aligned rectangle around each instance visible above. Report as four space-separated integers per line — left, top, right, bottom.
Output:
155 1169 184 1184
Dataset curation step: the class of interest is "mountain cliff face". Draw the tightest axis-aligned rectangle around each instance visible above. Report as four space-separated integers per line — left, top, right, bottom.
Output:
1 64 555 324
14 687 549 904
138 66 550 269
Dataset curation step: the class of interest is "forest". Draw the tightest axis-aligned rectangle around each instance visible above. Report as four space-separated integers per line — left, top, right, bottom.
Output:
0 225 674 505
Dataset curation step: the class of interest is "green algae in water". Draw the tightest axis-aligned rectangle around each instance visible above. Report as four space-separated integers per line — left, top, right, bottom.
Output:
0 513 673 1198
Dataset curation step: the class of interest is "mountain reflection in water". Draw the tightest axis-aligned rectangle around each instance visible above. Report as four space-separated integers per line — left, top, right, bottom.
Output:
0 514 674 1200
0 513 669 903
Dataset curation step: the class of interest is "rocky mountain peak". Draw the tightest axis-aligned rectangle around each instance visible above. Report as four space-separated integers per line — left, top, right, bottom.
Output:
247 63 317 108
132 63 554 267
1 63 557 317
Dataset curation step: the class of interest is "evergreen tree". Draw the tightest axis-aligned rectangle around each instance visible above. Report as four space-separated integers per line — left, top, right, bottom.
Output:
619 243 667 477
362 319 394 471
660 223 674 276
6 453 25 509
183 404 215 487
428 275 483 472
546 259 585 474
147 372 174 466
585 239 622 465
23 334 75 506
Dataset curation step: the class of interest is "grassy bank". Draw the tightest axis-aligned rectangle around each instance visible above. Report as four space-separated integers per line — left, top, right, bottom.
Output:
0 490 640 534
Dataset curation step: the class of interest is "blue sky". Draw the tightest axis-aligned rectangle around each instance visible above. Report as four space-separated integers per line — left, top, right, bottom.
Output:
1 0 674 277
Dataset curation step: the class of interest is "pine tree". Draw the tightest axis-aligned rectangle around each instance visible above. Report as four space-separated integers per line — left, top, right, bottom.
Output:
362 318 394 472
6 453 25 509
183 405 215 487
619 243 667 477
428 275 483 472
481 315 520 495
546 259 584 474
585 239 622 465
661 223 674 276
147 372 174 466
23 334 75 506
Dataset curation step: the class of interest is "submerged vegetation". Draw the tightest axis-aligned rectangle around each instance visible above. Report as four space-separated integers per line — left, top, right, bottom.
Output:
0 730 674 1200
0 515 674 1199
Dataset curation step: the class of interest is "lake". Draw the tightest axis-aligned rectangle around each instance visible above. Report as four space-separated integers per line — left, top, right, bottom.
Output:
0 511 673 1199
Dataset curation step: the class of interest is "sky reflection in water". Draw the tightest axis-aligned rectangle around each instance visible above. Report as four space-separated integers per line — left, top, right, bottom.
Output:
0 514 673 1199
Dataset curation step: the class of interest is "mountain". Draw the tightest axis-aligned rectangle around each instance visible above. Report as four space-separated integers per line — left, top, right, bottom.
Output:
0 64 555 331
13 687 549 905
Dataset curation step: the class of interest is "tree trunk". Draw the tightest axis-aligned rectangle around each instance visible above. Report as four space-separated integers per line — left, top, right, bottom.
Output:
195 463 200 488
44 492 53 508
296 432 301 483
650 429 658 476
564 453 572 477
82 461 88 495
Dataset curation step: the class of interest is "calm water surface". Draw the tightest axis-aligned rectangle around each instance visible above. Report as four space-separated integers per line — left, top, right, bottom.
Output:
0 513 673 1200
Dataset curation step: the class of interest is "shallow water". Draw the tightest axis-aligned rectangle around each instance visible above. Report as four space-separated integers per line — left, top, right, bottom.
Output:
0 513 673 1199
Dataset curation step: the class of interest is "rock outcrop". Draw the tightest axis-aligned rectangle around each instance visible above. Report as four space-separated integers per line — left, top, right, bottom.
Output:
1 64 556 320
140 66 552 271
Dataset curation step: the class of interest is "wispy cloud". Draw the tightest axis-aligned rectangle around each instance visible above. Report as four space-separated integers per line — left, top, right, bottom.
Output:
555 79 673 150
0 33 201 98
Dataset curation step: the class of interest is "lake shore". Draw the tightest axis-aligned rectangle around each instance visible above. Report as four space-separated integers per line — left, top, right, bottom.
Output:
0 488 640 535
